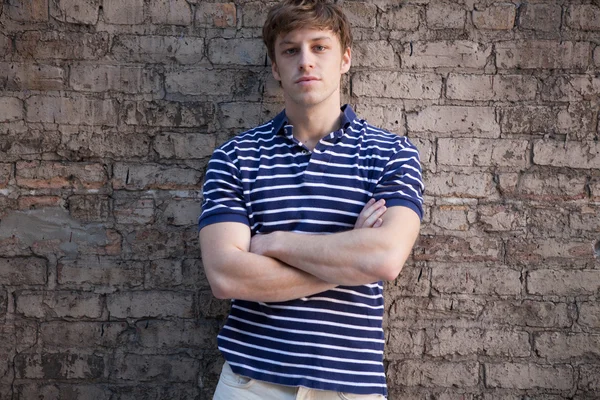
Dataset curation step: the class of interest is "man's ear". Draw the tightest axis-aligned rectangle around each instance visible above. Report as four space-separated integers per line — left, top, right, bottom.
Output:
341 47 351 74
271 61 281 81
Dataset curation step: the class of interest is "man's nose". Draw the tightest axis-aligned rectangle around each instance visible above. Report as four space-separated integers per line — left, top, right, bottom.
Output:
298 48 315 70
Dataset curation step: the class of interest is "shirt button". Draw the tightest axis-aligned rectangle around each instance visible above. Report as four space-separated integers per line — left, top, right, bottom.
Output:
301 150 308 155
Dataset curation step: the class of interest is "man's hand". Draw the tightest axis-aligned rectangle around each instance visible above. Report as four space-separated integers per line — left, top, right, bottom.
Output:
354 198 386 229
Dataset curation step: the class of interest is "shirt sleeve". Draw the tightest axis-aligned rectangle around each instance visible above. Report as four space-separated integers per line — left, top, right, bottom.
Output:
373 137 424 220
198 146 249 230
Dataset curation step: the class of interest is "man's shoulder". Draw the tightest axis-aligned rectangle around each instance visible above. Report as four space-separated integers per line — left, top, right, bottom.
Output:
350 117 417 151
217 118 278 152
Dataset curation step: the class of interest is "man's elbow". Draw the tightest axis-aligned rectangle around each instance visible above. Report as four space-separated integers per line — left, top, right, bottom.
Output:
373 251 410 282
203 261 234 300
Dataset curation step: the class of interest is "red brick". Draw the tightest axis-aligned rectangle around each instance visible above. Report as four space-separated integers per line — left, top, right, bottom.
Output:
15 161 107 190
414 235 502 262
195 2 236 28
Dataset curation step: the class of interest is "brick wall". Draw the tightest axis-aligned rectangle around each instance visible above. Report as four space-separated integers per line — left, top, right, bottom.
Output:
0 0 599 399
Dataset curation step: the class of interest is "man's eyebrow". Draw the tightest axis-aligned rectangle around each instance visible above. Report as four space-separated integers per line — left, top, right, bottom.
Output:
278 36 333 45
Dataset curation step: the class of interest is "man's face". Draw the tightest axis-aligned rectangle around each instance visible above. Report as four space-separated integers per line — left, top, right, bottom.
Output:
272 28 351 109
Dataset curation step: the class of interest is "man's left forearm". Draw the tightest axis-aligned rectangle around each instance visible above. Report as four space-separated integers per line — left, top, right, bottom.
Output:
251 206 421 286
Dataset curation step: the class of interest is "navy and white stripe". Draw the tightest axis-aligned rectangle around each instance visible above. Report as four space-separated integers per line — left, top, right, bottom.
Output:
199 105 424 396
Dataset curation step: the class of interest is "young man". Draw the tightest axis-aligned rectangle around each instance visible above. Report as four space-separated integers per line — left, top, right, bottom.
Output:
198 0 424 398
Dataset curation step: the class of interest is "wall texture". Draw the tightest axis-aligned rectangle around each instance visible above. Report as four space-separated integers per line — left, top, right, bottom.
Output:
0 0 599 399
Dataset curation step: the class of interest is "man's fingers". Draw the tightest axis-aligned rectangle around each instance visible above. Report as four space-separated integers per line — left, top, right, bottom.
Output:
362 205 386 228
354 199 386 229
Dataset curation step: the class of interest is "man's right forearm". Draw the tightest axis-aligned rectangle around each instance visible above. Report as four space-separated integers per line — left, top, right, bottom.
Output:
202 241 335 302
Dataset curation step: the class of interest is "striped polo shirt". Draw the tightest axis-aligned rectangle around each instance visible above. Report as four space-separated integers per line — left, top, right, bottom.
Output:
199 104 424 396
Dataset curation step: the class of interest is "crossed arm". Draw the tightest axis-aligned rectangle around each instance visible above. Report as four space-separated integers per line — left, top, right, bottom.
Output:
199 199 421 302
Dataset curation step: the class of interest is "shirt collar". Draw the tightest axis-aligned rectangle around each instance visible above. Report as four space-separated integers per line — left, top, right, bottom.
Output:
271 104 357 138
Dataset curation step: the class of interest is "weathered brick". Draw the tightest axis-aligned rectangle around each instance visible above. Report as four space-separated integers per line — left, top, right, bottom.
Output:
407 106 500 136
425 171 496 198
579 364 600 391
533 140 600 169
391 361 479 387
414 235 502 261
426 327 530 357
541 75 600 102
15 291 103 319
519 4 562 32
113 195 155 225
149 0 192 25
19 196 63 210
136 319 217 349
567 5 600 31
473 4 516 30
431 263 521 295
125 229 186 260
507 171 587 201
402 41 492 69
497 41 590 70
107 291 194 318
240 1 277 27
352 72 441 99
165 68 259 97
59 126 150 160
58 257 144 288
438 138 529 167
15 161 107 190
0 257 46 285
486 363 573 390
17 31 109 60
15 352 105 379
353 104 406 135
103 0 144 25
379 5 420 31
447 74 537 101
50 0 100 25
342 2 377 28
501 105 596 136
111 35 205 64
195 2 236 28
5 0 48 22
124 100 213 128
145 259 184 288
16 383 112 400
154 132 215 160
114 353 199 382
0 97 23 122
112 163 202 190
352 41 397 68
595 46 600 67
162 200 201 227
385 329 424 357
426 2 465 30
430 204 472 231
41 321 128 348
0 164 12 188
0 63 65 90
528 269 600 296
509 238 593 264
579 302 600 329
535 332 600 360
481 300 571 328
207 38 265 65
68 195 109 222
0 34 11 57
197 290 230 318
26 95 118 126
70 64 161 94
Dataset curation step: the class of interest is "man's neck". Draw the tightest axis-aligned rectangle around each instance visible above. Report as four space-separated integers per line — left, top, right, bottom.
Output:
285 100 343 150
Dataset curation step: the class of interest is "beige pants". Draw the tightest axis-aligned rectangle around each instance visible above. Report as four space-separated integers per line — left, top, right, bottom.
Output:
213 362 386 400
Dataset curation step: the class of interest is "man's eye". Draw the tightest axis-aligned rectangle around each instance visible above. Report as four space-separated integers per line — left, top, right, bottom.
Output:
284 48 297 55
314 45 326 51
